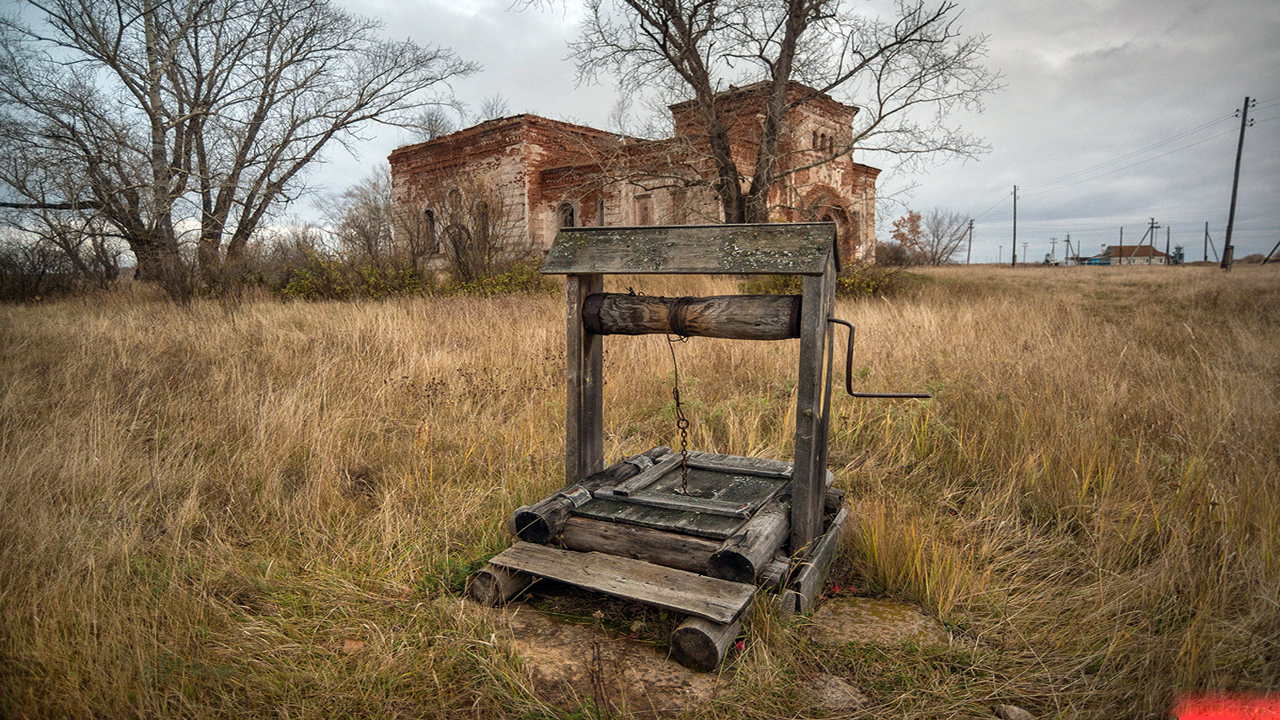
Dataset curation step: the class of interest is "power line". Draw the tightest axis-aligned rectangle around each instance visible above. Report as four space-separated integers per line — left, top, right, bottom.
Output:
1021 127 1237 199
972 192 1012 223
1021 113 1236 192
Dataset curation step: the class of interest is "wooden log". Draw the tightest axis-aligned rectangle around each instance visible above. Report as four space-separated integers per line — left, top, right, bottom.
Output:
789 507 849 614
468 564 533 606
512 446 670 544
557 516 721 574
582 293 801 341
757 557 791 589
670 616 743 672
707 495 790 584
707 483 844 583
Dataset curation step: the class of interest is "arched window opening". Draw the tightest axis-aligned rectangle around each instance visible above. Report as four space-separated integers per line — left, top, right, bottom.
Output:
596 196 606 226
476 201 493 245
425 209 438 253
558 201 576 228
811 130 818 149
819 133 827 152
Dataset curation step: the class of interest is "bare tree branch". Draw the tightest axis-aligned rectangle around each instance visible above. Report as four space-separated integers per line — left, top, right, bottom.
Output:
0 0 475 286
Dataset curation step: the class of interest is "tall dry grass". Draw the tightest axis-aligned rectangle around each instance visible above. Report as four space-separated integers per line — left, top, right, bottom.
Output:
0 265 1276 718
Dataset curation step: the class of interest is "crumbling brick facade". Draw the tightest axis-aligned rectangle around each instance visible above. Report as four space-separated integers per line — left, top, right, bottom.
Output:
388 82 880 269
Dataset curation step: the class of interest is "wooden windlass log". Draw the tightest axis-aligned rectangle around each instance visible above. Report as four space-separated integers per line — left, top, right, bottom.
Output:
582 293 801 341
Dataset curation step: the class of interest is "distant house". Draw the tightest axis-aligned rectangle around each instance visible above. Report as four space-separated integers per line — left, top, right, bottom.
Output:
388 81 881 269
1085 245 1169 266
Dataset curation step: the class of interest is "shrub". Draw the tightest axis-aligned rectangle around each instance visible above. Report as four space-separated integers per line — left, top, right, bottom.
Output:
443 260 556 297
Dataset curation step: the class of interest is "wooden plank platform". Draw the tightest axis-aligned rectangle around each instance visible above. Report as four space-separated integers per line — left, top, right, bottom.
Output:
488 542 755 624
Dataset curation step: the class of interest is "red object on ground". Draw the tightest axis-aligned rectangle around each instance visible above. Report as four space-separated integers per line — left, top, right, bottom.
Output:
1173 695 1280 720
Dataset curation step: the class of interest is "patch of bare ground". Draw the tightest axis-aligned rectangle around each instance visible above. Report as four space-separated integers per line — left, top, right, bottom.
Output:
0 265 1276 718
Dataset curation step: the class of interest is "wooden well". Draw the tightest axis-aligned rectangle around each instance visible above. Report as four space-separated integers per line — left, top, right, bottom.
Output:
470 223 850 671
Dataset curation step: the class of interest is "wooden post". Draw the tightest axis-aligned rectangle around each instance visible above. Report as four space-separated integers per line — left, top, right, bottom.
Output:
566 273 604 485
790 254 835 556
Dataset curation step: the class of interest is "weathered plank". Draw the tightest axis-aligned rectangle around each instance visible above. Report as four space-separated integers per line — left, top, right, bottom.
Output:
489 542 755 624
789 507 849 614
610 453 682 497
512 446 670 544
685 455 794 479
593 487 755 518
670 616 743 672
541 223 839 276
582 293 801 341
468 564 533 606
558 516 720 574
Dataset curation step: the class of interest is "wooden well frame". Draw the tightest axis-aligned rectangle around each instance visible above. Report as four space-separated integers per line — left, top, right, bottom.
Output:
472 222 849 671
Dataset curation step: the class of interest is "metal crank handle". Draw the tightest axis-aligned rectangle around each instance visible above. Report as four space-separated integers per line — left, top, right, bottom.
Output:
827 318 932 399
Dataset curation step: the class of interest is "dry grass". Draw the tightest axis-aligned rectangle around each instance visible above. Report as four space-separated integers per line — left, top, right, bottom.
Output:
1 265 1277 718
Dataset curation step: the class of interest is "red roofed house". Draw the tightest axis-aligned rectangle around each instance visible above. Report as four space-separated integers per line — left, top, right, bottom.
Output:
388 82 880 271
1104 245 1169 265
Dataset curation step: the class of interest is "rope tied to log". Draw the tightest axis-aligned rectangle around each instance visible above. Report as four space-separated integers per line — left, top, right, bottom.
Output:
668 295 697 338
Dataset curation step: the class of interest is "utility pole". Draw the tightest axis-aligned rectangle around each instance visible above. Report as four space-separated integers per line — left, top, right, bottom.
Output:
1262 236 1280 265
1204 222 1209 262
1148 218 1160 249
1223 96 1255 272
1011 185 1018 267
1118 227 1123 267
966 219 974 264
1022 241 1028 264
1065 234 1072 264
1165 226 1171 264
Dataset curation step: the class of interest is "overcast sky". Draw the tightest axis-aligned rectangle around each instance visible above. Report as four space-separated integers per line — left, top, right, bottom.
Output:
322 0 1280 263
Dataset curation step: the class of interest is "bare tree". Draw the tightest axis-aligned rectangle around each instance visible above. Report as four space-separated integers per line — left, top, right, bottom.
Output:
323 166 396 269
323 163 436 272
0 0 475 285
885 207 967 264
564 0 1000 224
917 207 969 264
408 107 460 142
477 94 512 121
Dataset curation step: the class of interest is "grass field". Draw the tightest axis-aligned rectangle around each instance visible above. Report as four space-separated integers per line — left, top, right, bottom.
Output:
1 265 1277 718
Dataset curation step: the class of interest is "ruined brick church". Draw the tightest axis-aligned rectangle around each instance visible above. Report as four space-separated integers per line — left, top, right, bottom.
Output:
388 81 880 267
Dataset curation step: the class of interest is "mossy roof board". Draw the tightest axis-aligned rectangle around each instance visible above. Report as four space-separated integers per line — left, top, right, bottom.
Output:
541 222 838 275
